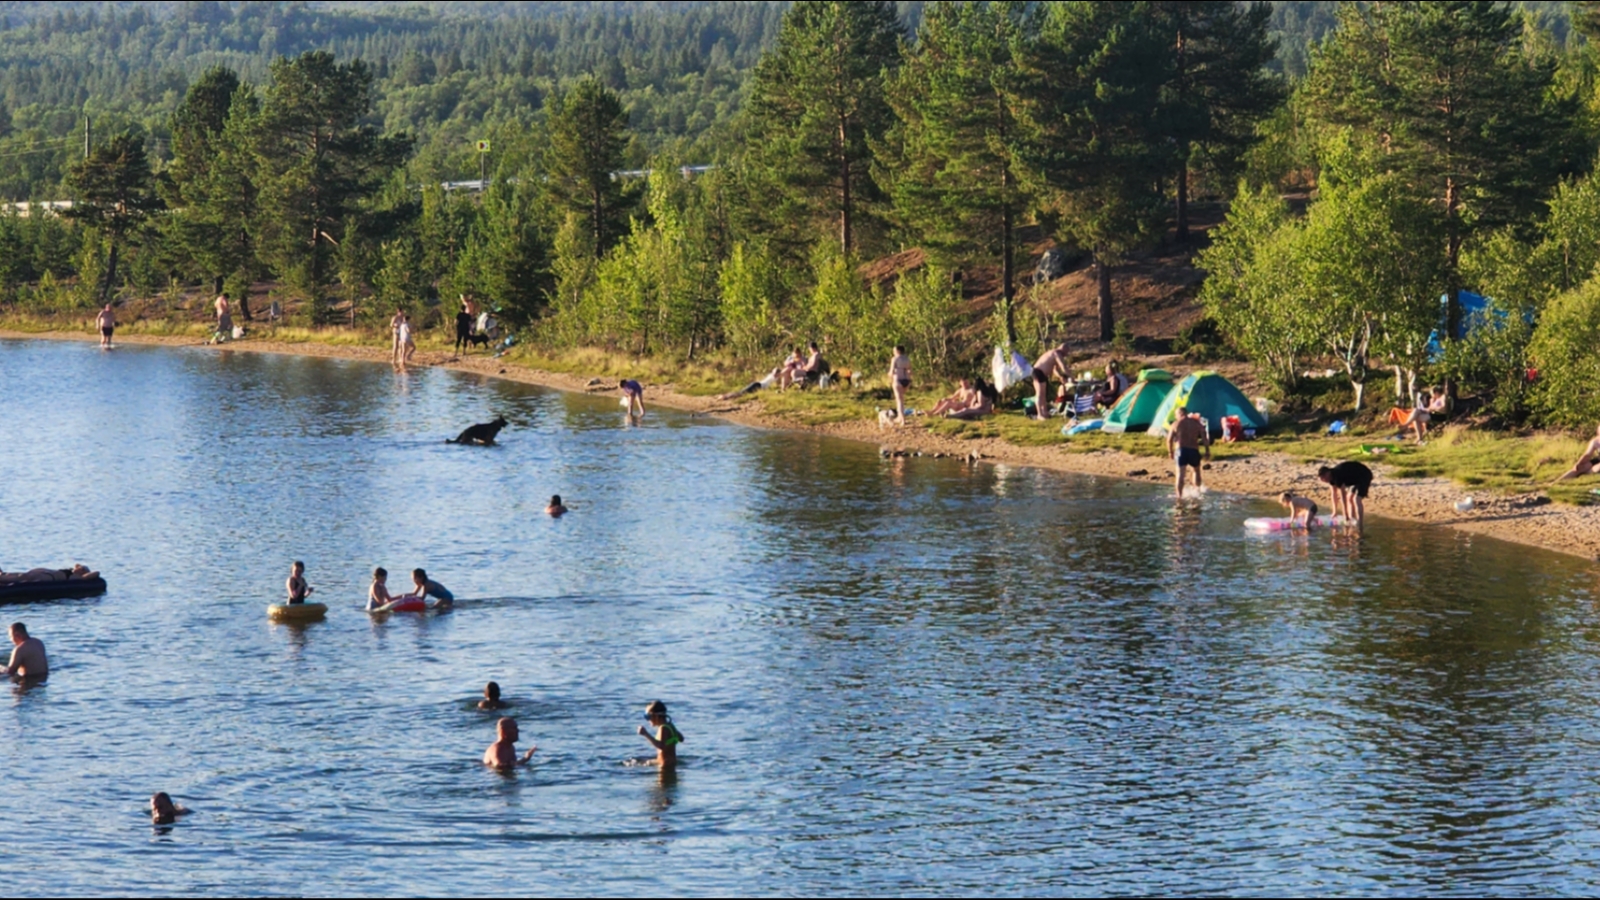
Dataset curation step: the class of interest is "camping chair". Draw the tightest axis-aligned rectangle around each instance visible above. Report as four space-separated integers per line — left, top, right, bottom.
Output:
1069 393 1099 420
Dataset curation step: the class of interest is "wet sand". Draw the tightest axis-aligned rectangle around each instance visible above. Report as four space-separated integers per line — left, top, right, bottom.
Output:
9 327 1598 566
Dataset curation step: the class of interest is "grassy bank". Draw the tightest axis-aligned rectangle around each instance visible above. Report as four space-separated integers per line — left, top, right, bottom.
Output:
6 308 1596 508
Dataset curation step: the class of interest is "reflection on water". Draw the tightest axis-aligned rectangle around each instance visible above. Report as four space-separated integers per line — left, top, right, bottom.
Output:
1 339 1598 895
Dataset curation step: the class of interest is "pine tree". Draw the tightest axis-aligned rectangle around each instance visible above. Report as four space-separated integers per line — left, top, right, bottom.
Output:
1017 1 1173 343
1301 1 1586 336
745 0 904 255
251 51 412 320
544 76 632 259
1152 1 1283 241
63 130 162 306
879 1 1029 344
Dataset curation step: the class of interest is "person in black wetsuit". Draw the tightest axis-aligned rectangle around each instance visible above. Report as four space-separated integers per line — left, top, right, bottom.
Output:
1318 461 1374 527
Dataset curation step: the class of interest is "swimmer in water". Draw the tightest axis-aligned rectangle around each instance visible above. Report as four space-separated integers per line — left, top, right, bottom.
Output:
478 681 507 711
150 792 191 825
545 495 568 517
366 567 395 611
1279 491 1319 529
484 717 536 770
285 561 313 605
403 568 454 609
636 700 684 769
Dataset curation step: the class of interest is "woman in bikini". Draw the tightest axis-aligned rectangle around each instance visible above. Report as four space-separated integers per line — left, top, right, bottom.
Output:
888 346 911 425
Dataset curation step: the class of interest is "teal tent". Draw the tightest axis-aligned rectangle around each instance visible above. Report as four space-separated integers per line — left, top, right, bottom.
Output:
1102 369 1177 434
1145 371 1268 437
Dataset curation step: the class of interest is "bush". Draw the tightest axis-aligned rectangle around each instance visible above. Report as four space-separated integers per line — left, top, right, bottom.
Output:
1434 303 1534 424
1529 278 1600 427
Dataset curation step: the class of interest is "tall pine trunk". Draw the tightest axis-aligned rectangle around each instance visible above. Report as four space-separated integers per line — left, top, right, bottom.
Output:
838 116 852 254
1095 251 1114 343
1175 164 1190 242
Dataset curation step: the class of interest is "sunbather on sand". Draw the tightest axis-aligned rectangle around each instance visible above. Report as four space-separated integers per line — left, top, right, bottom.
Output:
930 379 978 417
1555 423 1600 482
946 378 998 421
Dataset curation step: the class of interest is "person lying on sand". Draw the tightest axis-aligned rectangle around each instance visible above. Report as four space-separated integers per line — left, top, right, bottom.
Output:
1279 492 1320 529
150 793 192 825
718 369 781 400
1554 424 1600 483
484 717 536 770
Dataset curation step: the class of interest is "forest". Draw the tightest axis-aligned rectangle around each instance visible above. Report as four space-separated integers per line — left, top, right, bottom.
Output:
7 1 1600 430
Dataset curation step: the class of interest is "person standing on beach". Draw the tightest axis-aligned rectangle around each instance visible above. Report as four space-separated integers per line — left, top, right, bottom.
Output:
454 301 473 357
390 308 406 366
1031 343 1070 420
1165 407 1210 499
95 303 115 349
214 293 233 340
3 622 47 680
888 346 911 424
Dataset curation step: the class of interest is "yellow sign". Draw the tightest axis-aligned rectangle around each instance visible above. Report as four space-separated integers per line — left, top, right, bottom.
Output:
476 140 491 153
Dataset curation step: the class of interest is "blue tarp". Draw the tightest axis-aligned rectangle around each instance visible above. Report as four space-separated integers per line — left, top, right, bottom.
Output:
1426 291 1531 360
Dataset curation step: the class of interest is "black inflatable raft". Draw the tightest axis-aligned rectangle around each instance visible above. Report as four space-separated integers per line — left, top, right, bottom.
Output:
0 577 107 604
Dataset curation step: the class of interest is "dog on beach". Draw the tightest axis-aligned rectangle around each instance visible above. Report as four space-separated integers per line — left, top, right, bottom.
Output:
464 332 491 351
447 416 508 446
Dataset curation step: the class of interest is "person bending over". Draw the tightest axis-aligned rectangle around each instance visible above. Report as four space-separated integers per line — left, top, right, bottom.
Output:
404 568 453 609
1030 343 1070 420
484 717 536 770
1279 492 1319 529
1318 461 1373 527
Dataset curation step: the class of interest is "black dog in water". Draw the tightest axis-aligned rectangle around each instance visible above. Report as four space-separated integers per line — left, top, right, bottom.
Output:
447 416 508 446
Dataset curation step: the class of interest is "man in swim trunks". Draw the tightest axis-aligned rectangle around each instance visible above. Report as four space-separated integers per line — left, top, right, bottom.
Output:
1555 423 1600 483
1165 406 1211 499
285 561 313 605
404 568 454 608
1318 461 1374 526
4 622 47 679
484 717 536 769
95 304 115 349
620 379 645 417
1031 343 1070 420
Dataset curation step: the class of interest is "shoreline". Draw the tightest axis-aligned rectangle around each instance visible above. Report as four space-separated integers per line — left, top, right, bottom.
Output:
7 326 1598 566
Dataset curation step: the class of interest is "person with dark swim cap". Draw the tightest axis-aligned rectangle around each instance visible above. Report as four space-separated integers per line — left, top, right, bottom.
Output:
636 700 685 770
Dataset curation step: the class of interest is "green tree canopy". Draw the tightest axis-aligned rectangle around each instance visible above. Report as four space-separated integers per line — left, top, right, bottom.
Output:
64 130 162 305
544 76 633 260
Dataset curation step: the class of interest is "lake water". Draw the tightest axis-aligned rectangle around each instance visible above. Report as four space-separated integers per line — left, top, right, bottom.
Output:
1 338 1598 896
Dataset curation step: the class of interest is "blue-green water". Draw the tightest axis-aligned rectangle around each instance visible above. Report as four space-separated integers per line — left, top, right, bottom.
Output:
0 338 1597 896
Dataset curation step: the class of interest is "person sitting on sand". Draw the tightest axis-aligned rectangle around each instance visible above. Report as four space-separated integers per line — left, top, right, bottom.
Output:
1319 461 1373 527
545 495 568 517
1279 492 1320 529
479 682 508 711
1030 343 1070 420
776 347 806 391
1554 423 1600 483
801 342 829 387
636 700 684 770
150 793 192 826
1093 363 1129 408
1165 407 1211 499
930 379 979 417
484 717 536 770
402 568 453 609
3 622 47 679
366 567 396 612
285 561 313 606
946 378 998 421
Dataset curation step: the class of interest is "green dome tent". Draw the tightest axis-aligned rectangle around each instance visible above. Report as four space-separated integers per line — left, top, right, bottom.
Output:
1145 371 1269 437
1102 369 1177 434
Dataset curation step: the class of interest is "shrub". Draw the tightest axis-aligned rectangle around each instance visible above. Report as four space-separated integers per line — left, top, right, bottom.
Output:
1528 278 1600 427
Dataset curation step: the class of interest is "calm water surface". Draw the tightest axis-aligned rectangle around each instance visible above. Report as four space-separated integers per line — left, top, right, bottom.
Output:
1 338 1598 896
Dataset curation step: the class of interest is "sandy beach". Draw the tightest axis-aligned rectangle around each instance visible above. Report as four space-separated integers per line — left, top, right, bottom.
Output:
10 327 1598 566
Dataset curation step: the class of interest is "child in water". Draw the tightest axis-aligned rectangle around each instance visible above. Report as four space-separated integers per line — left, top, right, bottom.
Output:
545 495 568 517
150 792 191 825
366 567 395 611
478 681 507 710
285 561 313 605
403 568 454 609
1279 492 1320 529
636 700 684 769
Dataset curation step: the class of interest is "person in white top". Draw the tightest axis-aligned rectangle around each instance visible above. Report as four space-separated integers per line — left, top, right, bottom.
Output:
389 308 406 366
396 313 416 370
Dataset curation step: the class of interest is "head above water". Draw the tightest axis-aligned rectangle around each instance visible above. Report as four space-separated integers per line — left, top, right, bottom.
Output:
373 567 387 582
291 561 303 574
549 495 562 507
485 681 501 701
10 622 27 642
412 568 427 585
645 700 669 721
497 717 518 741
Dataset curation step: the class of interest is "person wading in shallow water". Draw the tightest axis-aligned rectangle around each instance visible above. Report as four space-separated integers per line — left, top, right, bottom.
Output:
1165 407 1210 499
3 622 47 680
484 717 536 770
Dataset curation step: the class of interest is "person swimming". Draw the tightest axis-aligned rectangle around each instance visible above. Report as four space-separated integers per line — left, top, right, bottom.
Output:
636 700 684 769
478 681 507 711
285 561 313 605
403 568 454 608
545 495 568 517
150 792 191 825
483 717 536 770
366 567 395 612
